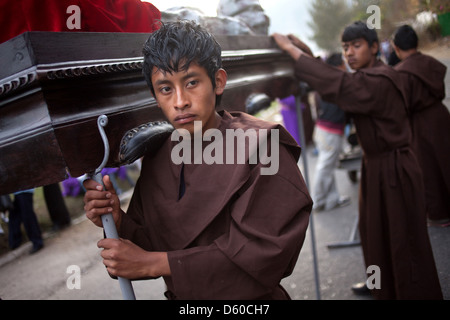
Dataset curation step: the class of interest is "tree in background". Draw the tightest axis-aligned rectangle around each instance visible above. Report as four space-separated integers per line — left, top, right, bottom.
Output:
307 0 354 52
419 0 450 15
308 0 424 53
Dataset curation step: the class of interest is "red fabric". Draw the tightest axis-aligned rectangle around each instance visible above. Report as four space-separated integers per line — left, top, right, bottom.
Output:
0 0 161 44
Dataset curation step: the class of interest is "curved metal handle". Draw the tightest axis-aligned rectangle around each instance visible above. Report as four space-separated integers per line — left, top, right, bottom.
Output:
90 114 136 300
94 115 110 176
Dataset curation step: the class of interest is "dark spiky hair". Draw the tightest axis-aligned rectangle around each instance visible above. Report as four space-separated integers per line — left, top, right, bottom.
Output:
393 25 418 50
341 21 379 51
142 20 223 106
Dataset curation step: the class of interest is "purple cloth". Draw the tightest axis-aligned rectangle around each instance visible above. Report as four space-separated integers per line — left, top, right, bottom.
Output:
101 168 118 176
279 95 302 145
62 175 82 197
117 167 128 180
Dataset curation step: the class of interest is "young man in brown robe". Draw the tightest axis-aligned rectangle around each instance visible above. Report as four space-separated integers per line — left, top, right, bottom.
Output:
83 21 312 300
392 25 450 227
273 21 442 300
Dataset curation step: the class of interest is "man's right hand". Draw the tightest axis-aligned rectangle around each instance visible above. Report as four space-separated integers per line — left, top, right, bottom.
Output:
287 34 314 57
83 175 122 229
272 33 303 61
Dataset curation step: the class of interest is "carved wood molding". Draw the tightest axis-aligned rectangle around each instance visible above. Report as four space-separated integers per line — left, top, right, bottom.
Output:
0 67 37 96
0 47 289 98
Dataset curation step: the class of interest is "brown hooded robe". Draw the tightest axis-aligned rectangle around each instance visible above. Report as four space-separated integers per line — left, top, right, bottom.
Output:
395 52 450 222
119 110 312 299
294 54 442 299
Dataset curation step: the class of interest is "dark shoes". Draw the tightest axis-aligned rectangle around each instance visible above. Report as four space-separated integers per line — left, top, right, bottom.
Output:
351 282 371 295
30 244 43 255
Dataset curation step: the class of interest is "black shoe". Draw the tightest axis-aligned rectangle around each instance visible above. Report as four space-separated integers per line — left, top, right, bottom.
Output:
351 282 371 295
30 244 43 254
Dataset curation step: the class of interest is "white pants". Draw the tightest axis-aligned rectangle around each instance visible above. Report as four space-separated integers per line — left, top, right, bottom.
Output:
312 126 344 210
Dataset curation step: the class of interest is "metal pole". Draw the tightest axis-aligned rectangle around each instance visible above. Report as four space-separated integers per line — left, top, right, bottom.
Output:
295 92 321 300
327 215 360 249
91 115 136 300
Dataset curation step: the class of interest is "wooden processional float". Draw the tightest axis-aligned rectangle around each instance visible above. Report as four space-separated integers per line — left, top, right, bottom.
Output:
0 31 297 195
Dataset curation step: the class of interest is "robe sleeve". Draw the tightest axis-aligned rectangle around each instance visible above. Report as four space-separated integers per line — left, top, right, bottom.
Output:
294 54 385 116
166 145 312 299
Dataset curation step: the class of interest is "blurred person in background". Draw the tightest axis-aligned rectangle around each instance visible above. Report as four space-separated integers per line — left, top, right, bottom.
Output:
392 25 450 228
311 53 350 212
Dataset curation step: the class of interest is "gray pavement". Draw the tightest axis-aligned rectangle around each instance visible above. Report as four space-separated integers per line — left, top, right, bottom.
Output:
0 145 448 300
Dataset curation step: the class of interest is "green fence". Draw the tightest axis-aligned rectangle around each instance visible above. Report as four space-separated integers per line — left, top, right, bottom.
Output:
438 12 450 36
